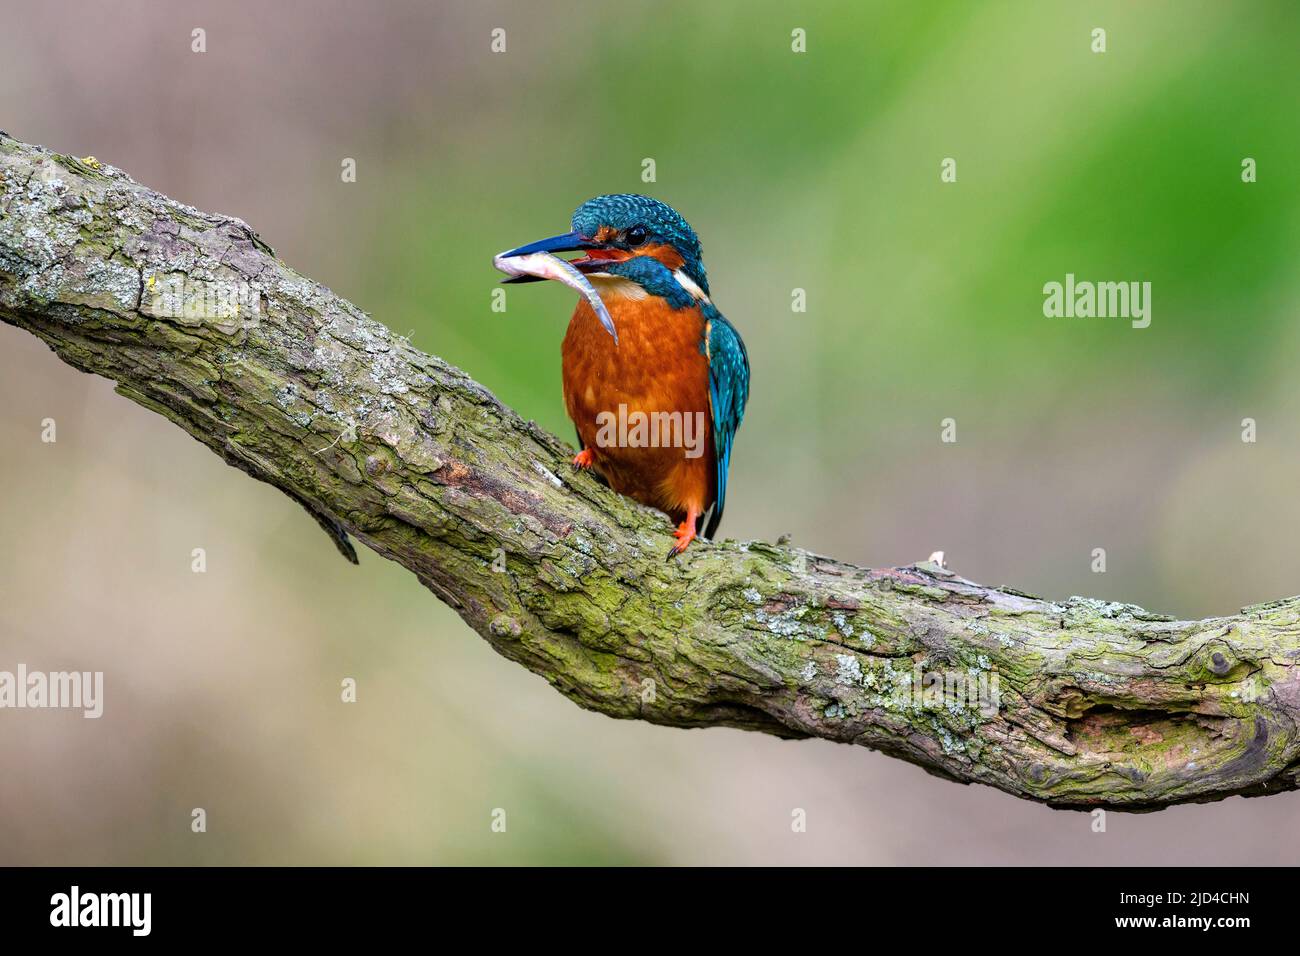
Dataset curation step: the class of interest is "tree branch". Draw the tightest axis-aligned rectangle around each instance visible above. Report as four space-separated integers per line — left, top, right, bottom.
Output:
3 133 1298 811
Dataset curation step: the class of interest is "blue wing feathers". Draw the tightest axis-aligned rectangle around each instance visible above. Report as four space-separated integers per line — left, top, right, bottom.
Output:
703 305 749 539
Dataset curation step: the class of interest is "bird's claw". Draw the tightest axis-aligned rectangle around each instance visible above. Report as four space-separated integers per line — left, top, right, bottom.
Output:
666 519 697 559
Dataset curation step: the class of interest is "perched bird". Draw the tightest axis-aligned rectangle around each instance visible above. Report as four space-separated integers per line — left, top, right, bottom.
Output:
495 194 749 555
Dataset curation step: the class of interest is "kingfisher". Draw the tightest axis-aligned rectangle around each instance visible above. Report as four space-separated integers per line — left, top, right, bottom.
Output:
495 194 749 555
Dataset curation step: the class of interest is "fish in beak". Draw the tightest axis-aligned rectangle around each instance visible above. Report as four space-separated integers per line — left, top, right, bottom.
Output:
493 231 619 344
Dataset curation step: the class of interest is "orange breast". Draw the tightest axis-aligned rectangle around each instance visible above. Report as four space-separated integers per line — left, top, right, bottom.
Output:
562 290 714 522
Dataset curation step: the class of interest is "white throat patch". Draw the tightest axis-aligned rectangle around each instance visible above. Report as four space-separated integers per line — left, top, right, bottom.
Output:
588 274 649 300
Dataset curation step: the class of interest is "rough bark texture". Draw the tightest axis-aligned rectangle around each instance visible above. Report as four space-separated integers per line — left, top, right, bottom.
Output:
3 132 1299 811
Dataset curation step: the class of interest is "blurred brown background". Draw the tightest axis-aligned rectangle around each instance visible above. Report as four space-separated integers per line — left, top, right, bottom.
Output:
3 0 1300 863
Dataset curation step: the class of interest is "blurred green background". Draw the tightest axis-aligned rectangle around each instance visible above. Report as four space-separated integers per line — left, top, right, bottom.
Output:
3 0 1300 864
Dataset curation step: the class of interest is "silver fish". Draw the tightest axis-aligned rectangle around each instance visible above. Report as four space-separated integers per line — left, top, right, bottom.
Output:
492 250 618 344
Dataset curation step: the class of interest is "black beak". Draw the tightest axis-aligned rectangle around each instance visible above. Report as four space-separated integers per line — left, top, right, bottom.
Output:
498 231 601 283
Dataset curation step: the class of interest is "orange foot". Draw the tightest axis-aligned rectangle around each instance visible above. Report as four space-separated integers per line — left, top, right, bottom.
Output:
666 507 701 559
572 447 595 471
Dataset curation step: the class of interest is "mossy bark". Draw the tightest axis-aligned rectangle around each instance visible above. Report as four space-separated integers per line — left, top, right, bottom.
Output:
3 133 1299 810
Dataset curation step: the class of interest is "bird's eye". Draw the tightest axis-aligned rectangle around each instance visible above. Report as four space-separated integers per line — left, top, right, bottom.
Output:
625 225 648 246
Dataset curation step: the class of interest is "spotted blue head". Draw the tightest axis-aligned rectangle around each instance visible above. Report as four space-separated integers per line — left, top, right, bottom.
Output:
568 194 709 296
